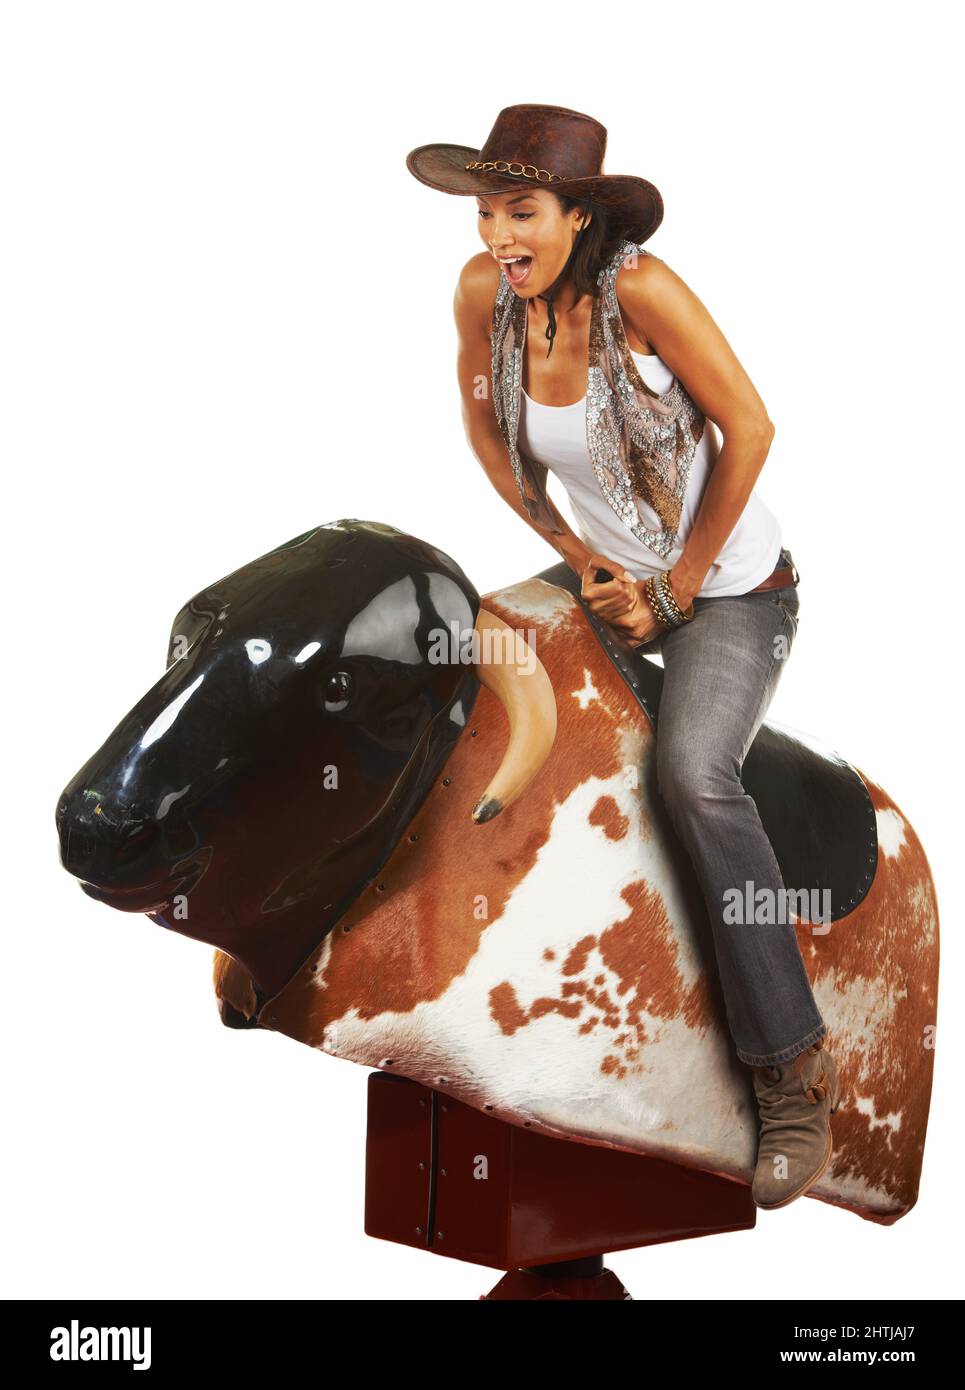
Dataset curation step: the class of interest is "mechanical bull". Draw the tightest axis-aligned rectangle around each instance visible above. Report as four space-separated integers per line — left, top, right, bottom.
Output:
57 520 938 1231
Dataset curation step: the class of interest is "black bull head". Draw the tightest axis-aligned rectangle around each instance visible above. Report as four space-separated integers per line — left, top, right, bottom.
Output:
56 522 557 1003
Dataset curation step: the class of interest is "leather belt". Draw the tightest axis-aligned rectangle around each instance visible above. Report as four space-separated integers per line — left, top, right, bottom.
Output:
749 549 800 593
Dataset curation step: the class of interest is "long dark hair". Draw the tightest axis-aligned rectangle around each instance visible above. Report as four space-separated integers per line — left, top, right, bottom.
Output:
551 193 628 293
537 194 629 354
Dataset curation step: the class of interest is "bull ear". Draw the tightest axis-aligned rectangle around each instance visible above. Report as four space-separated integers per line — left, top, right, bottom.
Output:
469 608 557 823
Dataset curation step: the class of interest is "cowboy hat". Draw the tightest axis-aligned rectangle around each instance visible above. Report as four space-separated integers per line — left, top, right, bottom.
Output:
405 103 663 244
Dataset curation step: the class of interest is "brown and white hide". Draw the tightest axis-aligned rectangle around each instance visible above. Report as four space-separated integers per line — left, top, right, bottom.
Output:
214 577 938 1225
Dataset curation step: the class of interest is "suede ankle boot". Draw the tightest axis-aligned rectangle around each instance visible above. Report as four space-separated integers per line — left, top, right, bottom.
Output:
751 1036 841 1209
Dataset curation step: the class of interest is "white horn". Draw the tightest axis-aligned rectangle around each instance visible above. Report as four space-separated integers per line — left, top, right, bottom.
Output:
469 607 557 823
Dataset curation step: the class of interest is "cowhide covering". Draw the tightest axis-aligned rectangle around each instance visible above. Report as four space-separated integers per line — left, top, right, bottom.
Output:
214 577 939 1225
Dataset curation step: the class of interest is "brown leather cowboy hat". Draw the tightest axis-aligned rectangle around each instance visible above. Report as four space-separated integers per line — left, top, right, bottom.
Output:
405 103 663 244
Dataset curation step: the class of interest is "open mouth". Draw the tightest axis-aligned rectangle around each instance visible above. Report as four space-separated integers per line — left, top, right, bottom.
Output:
498 255 533 287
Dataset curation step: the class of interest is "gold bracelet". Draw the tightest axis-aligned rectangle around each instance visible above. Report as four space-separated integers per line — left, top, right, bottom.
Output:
644 575 677 629
658 570 695 625
643 571 695 629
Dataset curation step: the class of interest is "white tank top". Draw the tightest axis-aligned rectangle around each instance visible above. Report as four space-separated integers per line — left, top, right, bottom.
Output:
518 348 782 597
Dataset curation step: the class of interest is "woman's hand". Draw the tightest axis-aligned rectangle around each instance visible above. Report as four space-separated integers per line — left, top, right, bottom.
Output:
609 582 664 648
581 556 658 648
580 555 636 622
582 558 697 649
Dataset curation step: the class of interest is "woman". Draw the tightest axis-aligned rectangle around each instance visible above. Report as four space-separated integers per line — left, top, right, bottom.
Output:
406 103 840 1210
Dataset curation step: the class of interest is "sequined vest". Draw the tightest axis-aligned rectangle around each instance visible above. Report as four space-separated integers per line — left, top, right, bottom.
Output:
490 239 706 560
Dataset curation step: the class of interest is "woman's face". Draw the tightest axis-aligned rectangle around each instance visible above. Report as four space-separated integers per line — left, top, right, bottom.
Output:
476 188 588 298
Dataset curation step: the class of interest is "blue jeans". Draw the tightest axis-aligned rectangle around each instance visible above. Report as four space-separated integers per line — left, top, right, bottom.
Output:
646 553 827 1068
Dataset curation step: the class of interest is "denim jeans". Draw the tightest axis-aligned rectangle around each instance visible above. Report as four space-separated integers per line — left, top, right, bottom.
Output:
646 551 827 1068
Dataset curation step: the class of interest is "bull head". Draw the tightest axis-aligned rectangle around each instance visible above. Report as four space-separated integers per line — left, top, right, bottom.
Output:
56 522 556 1003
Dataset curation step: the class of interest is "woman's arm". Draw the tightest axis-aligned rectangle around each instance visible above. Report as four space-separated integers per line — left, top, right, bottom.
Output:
615 252 776 610
453 253 598 579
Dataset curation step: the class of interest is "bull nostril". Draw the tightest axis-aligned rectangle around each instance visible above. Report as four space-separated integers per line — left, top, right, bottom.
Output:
57 786 162 884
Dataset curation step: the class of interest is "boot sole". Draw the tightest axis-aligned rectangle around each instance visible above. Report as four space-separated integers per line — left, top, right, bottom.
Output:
754 1059 841 1211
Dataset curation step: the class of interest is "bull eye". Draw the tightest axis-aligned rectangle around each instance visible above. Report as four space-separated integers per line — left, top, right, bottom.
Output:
324 670 353 712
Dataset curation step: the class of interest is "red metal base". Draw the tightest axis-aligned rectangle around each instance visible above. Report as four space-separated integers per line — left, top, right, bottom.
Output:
365 1072 755 1297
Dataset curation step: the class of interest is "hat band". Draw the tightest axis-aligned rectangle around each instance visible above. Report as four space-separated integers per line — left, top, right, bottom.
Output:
465 159 567 185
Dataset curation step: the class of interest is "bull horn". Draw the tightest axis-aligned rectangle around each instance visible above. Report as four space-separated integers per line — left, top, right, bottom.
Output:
469 607 557 823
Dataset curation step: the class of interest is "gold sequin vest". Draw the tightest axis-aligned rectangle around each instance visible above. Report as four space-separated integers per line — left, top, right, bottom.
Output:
491 239 706 560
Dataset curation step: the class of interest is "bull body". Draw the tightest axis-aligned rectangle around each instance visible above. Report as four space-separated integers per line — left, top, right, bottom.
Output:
58 523 939 1228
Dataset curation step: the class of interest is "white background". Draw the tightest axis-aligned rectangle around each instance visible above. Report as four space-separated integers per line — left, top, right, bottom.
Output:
2 0 961 1301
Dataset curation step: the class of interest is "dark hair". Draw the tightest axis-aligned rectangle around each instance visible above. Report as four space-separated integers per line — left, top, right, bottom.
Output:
550 193 627 294
536 193 628 355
